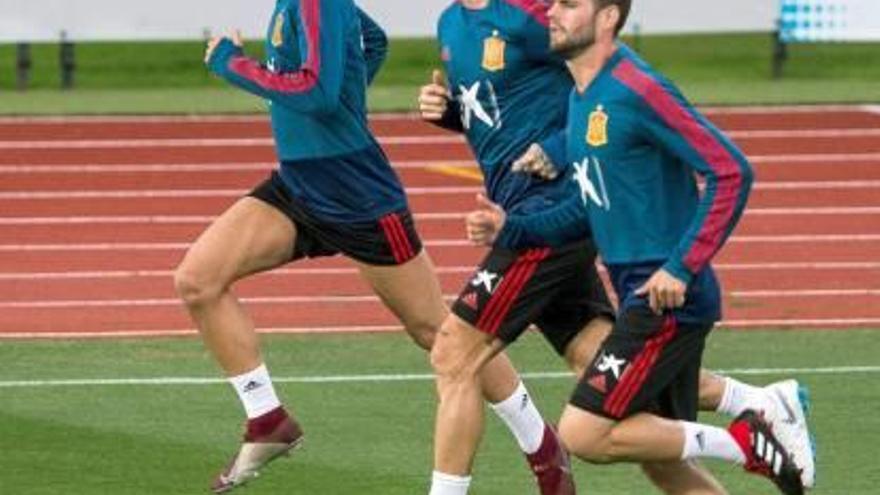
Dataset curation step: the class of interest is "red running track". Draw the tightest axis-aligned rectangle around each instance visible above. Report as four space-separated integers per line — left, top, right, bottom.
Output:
1 106 879 338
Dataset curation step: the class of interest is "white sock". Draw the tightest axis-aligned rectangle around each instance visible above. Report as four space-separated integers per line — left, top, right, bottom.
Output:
717 376 770 418
429 471 471 495
680 421 746 464
489 381 545 454
228 363 282 419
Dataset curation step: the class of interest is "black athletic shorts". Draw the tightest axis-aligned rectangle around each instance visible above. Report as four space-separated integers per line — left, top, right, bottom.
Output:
249 171 422 266
570 306 714 421
450 239 615 356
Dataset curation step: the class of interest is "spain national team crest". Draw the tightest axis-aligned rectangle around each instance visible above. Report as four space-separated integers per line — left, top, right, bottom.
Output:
482 30 506 72
271 12 285 47
587 104 609 147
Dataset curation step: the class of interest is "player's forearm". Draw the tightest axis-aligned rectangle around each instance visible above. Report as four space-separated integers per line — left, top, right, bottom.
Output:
497 194 590 248
207 36 343 114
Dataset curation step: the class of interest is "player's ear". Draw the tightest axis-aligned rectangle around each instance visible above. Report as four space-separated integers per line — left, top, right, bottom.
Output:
600 5 620 35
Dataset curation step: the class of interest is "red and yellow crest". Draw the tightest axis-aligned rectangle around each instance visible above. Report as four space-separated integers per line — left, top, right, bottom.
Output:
482 30 506 72
586 105 609 147
271 13 285 47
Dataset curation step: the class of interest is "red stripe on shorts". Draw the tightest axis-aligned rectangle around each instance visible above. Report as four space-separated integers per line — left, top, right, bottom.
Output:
604 315 679 418
389 213 415 261
379 215 407 264
475 248 550 336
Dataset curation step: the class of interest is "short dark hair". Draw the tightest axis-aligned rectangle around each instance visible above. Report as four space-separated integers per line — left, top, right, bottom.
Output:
594 0 631 36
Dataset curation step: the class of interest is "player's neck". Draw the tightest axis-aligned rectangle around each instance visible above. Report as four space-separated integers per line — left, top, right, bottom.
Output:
568 39 618 94
460 0 490 10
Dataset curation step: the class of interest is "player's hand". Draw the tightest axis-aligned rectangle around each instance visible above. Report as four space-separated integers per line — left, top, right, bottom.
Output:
419 70 450 121
204 30 244 63
635 269 687 315
465 194 506 246
512 143 558 180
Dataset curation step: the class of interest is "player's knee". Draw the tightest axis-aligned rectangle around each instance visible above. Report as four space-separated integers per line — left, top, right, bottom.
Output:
429 321 476 386
173 264 223 308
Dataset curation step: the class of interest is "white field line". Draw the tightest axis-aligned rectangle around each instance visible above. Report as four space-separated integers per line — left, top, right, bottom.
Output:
1 234 879 253
1 179 878 201
0 128 878 150
2 365 880 388
2 153 880 175
3 318 880 340
2 288 878 309
3 261 879 282
1 206 879 227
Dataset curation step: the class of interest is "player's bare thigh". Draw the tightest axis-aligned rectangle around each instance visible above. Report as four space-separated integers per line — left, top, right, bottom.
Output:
354 249 448 350
175 197 297 297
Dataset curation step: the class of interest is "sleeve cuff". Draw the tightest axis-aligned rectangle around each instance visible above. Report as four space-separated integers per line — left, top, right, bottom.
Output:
662 258 694 286
207 38 244 76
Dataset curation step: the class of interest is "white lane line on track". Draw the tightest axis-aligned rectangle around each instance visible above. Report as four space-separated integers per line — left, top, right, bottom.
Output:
0 186 484 200
730 289 880 298
2 365 879 388
1 319 880 340
0 135 467 149
1 234 879 252
1 180 879 201
1 207 878 226
0 160 477 174
0 105 868 125
0 128 879 149
861 105 880 115
0 113 425 125
3 262 879 282
0 212 469 225
2 289 878 309
3 153 880 175
748 152 880 163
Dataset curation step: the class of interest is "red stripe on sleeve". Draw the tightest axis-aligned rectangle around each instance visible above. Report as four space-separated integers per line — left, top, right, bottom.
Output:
500 0 550 27
612 60 744 274
229 0 322 94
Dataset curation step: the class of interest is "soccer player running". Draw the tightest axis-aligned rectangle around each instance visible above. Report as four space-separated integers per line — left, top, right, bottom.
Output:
420 1 812 495
481 0 815 493
187 1 576 493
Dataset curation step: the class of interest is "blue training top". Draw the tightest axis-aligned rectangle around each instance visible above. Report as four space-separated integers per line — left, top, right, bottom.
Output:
436 0 588 248
207 0 407 223
503 44 755 322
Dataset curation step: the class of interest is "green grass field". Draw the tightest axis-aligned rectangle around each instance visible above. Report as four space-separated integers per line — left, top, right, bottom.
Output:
0 33 878 114
2 329 877 494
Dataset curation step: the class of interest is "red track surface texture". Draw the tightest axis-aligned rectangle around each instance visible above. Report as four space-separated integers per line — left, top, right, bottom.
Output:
1 106 879 338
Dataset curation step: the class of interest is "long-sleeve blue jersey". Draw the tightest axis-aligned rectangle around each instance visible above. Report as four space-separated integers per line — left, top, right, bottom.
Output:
436 0 588 248
207 1 407 222
503 44 754 322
